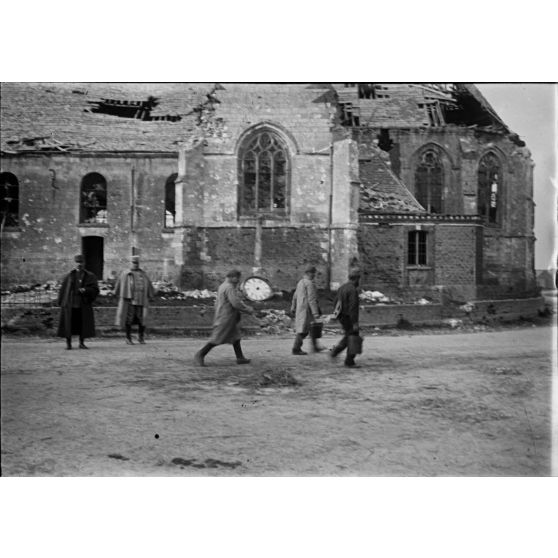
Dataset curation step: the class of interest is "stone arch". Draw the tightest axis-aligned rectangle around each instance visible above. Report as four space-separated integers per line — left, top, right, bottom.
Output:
410 143 454 214
477 149 505 225
0 171 19 228
236 124 293 217
80 172 107 224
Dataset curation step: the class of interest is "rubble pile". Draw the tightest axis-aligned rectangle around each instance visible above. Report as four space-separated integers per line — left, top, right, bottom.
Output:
255 309 293 334
359 290 392 303
152 281 216 301
1 281 60 305
258 369 300 387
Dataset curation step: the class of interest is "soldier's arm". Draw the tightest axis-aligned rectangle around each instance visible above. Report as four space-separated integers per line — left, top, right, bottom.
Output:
228 286 254 314
307 281 320 319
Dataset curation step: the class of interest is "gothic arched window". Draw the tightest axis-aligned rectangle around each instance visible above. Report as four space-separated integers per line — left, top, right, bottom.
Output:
478 152 502 225
238 129 289 217
414 150 443 214
0 172 19 228
80 172 107 224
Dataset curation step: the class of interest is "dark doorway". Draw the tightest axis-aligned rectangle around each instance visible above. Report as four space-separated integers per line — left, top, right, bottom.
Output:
82 236 104 280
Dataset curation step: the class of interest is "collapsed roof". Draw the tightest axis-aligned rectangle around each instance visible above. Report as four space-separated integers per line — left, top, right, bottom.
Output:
0 82 219 153
332 83 510 131
0 82 519 155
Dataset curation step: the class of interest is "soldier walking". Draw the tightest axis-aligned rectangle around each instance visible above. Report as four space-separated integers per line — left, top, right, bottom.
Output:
330 269 361 367
291 265 323 355
194 269 255 366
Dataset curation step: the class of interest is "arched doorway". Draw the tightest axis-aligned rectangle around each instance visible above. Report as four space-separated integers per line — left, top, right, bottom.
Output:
82 236 104 280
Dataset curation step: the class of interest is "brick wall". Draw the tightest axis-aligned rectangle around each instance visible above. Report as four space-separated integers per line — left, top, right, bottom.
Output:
2 296 546 335
355 127 536 298
183 226 329 290
434 224 477 300
358 222 478 301
1 85 536 301
358 224 404 293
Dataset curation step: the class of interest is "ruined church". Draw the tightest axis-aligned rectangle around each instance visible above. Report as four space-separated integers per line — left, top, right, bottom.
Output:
0 83 537 302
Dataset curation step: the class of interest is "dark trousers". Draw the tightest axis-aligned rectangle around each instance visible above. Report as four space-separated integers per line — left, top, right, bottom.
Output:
125 305 145 340
332 315 357 365
200 340 244 359
66 309 85 347
293 331 320 352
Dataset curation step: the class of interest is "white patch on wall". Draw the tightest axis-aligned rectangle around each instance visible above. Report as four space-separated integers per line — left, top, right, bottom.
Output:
54 237 62 244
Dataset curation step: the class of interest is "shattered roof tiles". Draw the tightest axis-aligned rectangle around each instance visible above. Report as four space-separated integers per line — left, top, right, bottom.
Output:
359 151 425 214
0 82 213 153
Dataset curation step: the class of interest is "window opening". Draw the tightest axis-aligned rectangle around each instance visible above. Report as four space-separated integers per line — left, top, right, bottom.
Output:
340 103 360 126
165 173 177 227
80 172 107 224
358 83 376 99
478 152 501 224
0 172 19 228
408 230 428 266
377 129 394 152
86 96 181 122
415 150 443 213
239 130 289 216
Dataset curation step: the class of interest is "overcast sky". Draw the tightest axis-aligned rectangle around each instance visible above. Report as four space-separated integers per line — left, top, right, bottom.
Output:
476 84 556 270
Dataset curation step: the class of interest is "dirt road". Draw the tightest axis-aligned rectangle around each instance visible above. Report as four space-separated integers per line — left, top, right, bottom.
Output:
1 325 553 476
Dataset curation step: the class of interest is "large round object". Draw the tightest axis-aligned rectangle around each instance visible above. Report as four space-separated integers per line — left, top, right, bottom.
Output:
242 276 273 302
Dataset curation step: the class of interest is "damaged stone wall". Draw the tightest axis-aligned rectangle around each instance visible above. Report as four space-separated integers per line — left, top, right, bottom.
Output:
1 84 536 300
0 154 178 285
174 84 351 291
356 126 536 298
178 226 329 290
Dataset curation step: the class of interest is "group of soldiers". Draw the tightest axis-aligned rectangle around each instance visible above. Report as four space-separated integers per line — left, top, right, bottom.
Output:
57 256 362 367
57 254 154 349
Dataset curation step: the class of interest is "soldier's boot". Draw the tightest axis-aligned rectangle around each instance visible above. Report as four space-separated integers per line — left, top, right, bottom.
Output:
292 334 307 355
125 324 134 345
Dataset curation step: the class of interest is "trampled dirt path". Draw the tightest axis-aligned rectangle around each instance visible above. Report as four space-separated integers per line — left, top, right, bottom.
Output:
1 326 553 476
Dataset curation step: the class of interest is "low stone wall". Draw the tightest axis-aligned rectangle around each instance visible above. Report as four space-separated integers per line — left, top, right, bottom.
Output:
1 297 548 335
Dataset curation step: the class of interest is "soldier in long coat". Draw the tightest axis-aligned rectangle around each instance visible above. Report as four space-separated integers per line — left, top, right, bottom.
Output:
291 265 323 355
194 269 254 366
114 255 155 344
330 268 361 367
57 254 99 350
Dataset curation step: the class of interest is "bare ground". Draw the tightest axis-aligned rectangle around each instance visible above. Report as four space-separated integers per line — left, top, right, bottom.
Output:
0 325 553 476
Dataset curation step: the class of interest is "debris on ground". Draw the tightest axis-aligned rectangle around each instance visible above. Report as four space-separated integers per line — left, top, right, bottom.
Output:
152 281 217 300
171 457 242 469
1 281 61 304
360 290 392 303
255 309 293 334
236 367 300 388
444 318 463 329
181 289 216 299
257 368 300 387
108 453 130 460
